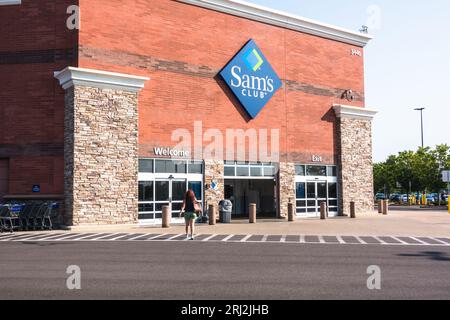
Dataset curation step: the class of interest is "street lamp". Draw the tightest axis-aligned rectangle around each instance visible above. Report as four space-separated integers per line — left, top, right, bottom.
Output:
413 107 425 148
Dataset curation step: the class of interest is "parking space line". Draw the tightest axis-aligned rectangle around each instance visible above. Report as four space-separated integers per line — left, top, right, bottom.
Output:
391 236 409 245
220 235 233 242
73 233 104 241
0 234 30 241
108 233 134 241
146 234 167 241
299 235 305 243
336 236 346 244
91 233 120 241
427 237 449 245
34 233 70 241
127 234 149 241
241 235 253 242
409 237 430 245
165 234 184 241
55 233 88 241
318 236 325 244
354 236 367 245
14 234 61 242
372 236 387 245
201 234 216 242
261 235 268 242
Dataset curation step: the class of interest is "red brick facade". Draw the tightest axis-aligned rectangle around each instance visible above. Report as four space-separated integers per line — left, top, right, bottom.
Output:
0 0 365 198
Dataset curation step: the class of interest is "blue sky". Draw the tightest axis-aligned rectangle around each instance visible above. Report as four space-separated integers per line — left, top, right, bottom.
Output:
248 0 450 162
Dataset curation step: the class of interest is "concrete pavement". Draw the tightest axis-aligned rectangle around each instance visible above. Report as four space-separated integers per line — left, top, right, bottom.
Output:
61 209 450 237
1 241 450 300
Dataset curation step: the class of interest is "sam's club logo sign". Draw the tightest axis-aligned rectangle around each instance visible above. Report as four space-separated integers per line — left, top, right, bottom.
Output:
220 40 282 119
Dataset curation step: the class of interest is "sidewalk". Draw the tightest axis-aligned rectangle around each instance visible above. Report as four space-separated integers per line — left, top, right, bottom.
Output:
57 209 450 238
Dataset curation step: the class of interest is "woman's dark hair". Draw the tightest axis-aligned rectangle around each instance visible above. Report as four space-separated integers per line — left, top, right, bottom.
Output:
185 189 196 204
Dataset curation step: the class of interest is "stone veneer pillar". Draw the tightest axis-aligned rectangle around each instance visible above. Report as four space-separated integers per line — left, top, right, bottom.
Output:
54 67 149 225
333 104 378 216
204 159 225 210
278 162 296 219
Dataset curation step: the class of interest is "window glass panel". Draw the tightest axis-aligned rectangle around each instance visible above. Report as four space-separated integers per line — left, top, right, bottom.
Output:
138 213 155 220
297 208 306 213
296 200 306 207
188 181 202 200
250 167 262 176
139 159 153 173
329 207 338 212
328 200 338 207
188 161 203 174
236 167 249 176
307 200 316 207
307 208 317 213
171 202 183 212
224 160 235 165
138 181 153 202
327 166 337 177
328 183 337 199
317 183 327 198
155 160 186 173
295 165 305 176
172 181 186 201
224 166 235 177
155 181 169 201
296 183 306 199
138 203 154 212
263 167 275 177
307 183 316 199
306 166 327 176
155 212 162 219
155 203 170 212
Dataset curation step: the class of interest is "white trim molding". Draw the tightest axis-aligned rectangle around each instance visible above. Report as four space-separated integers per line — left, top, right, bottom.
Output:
0 0 21 5
54 67 150 92
333 104 378 121
176 0 373 47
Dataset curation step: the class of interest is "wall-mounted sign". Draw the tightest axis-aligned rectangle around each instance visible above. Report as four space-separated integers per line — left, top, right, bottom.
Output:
220 39 282 119
312 155 323 163
154 147 190 158
32 185 41 193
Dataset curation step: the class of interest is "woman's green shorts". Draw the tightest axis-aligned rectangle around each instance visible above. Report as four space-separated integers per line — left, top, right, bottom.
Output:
184 212 197 221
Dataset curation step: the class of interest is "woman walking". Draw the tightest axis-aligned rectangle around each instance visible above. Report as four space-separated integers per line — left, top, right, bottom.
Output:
179 189 202 240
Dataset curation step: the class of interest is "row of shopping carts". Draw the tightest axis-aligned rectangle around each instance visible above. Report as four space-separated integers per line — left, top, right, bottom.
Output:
0 202 61 233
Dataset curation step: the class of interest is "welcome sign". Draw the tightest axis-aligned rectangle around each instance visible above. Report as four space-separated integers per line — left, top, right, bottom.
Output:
220 40 282 119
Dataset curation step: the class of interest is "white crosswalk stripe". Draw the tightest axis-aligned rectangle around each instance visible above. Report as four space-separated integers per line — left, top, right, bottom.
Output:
2 232 450 247
222 235 234 242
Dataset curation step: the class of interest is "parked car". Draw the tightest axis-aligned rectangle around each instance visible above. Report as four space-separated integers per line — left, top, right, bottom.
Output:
389 194 401 202
401 194 409 203
375 193 386 200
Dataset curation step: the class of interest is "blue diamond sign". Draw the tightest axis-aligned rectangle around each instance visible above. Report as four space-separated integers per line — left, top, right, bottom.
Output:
220 40 282 119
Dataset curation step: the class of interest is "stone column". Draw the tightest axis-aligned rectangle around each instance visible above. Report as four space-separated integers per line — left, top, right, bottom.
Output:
333 104 378 216
278 162 296 219
54 67 149 226
204 159 225 210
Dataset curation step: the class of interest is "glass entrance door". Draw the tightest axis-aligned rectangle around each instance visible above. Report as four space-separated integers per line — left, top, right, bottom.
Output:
155 179 187 220
296 181 328 217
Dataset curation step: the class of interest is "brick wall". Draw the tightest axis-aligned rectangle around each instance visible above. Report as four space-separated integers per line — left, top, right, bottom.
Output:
77 0 366 164
0 0 78 196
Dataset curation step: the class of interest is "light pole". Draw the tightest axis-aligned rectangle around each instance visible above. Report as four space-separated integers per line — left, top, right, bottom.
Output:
413 107 425 148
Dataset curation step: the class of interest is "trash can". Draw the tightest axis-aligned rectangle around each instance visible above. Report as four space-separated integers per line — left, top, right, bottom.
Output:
219 200 232 223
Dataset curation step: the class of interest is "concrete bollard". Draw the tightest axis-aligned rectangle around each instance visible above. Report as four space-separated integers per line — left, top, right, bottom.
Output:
162 205 170 228
320 202 327 220
288 202 295 222
378 200 383 214
350 201 356 219
382 200 389 215
208 204 216 225
249 203 257 223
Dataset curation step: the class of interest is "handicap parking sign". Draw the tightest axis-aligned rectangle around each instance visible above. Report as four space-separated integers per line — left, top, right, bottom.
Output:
32 185 41 193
